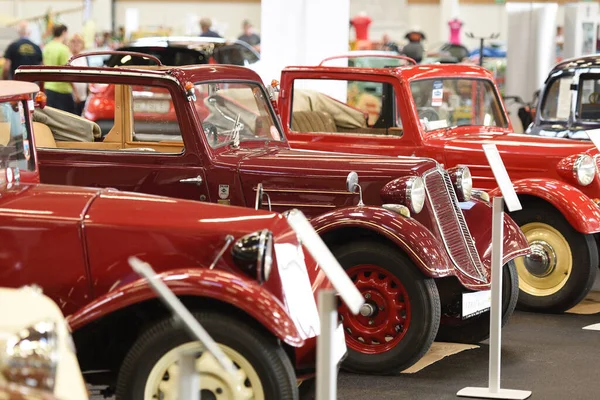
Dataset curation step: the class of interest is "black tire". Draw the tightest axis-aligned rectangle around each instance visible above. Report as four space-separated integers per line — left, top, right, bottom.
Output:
298 377 315 400
510 202 598 313
331 240 441 375
115 311 298 400
435 261 519 343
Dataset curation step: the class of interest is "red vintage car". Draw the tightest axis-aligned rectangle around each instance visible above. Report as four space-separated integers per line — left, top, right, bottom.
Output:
15 59 530 375
275 54 600 313
0 80 332 399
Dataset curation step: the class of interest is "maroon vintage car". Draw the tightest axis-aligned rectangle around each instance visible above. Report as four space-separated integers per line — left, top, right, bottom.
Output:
15 58 530 375
0 80 332 400
273 54 600 313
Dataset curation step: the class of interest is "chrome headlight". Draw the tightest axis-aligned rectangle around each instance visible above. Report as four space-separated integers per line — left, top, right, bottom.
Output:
448 166 473 202
231 229 273 283
574 154 595 186
2 320 58 392
406 176 426 214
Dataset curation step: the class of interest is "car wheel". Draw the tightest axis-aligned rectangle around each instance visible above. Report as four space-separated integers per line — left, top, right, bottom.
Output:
115 311 298 400
334 240 441 375
435 261 518 343
298 377 315 400
510 203 598 313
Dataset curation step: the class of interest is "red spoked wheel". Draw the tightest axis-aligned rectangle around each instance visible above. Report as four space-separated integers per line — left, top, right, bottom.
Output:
339 264 411 354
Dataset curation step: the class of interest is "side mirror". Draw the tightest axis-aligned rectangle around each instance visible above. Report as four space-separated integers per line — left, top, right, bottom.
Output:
255 183 272 211
346 171 364 206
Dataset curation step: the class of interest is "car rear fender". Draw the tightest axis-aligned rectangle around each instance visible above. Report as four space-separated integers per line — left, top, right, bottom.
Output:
67 268 304 347
311 206 454 278
488 178 600 234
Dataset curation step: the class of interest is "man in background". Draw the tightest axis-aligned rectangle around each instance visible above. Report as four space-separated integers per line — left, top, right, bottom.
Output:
199 18 222 38
43 24 80 113
238 20 260 51
2 21 42 80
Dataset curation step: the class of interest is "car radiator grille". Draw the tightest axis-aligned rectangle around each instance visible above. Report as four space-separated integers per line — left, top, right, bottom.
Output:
423 167 487 282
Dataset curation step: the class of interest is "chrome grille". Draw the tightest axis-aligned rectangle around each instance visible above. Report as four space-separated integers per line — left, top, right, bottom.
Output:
423 166 487 282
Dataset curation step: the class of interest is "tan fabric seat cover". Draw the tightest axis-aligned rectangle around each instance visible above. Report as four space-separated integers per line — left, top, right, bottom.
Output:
292 89 367 129
291 111 337 133
33 107 101 142
32 122 57 148
0 122 9 145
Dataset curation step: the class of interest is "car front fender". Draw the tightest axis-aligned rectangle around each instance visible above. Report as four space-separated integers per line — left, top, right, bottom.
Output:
488 178 600 234
311 206 454 279
67 268 304 347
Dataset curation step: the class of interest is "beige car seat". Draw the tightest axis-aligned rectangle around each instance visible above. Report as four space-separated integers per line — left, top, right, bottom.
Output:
291 111 337 133
32 122 57 148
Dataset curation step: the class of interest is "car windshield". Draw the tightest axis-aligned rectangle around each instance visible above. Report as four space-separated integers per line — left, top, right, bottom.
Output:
194 82 284 148
0 100 35 172
409 78 508 131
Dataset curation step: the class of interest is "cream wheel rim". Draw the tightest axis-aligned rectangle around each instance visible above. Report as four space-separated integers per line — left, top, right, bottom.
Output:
515 222 573 297
144 342 263 400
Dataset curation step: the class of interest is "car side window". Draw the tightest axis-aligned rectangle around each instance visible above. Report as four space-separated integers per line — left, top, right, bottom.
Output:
289 79 402 137
32 79 185 155
577 74 600 121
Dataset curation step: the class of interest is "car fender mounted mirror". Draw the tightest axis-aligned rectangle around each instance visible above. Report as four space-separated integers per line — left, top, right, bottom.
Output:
254 183 272 211
346 171 364 206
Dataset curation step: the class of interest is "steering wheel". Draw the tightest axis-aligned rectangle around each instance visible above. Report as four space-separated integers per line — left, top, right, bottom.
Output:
202 122 219 146
418 107 440 121
589 92 600 104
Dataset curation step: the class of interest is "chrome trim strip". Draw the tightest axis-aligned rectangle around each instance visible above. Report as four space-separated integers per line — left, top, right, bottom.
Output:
270 203 336 208
423 165 487 283
252 187 354 195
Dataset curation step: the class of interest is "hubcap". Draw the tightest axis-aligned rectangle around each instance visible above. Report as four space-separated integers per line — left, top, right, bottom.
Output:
523 240 557 277
338 264 411 354
514 222 573 297
144 343 260 400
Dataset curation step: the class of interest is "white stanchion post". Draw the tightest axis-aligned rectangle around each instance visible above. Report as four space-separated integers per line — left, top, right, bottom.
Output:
457 145 531 400
179 350 200 399
316 289 338 400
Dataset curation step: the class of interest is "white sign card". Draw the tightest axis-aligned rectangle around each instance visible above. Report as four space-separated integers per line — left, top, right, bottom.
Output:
432 80 443 107
482 144 522 212
285 209 364 315
586 128 600 151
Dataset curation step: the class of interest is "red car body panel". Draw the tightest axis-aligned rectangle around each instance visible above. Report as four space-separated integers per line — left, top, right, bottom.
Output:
278 64 600 234
68 268 304 347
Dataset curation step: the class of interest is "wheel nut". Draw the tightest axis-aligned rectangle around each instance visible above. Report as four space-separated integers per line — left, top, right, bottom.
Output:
379 305 384 311
369 320 374 325
365 293 371 299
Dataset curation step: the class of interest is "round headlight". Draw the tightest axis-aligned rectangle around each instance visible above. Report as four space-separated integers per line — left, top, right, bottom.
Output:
231 230 273 283
2 320 58 392
574 154 596 186
449 166 473 202
407 177 426 214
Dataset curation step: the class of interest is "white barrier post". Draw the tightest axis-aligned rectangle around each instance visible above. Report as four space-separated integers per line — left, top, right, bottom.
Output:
457 144 531 400
285 209 364 400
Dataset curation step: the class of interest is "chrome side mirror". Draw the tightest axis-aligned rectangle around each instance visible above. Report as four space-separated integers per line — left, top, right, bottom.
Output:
255 183 272 211
346 171 364 206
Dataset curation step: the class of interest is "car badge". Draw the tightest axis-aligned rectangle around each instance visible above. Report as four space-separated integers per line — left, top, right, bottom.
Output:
217 199 231 205
218 184 230 200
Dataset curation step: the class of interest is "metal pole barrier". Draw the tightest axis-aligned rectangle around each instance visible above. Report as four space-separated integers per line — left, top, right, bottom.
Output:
316 289 338 400
457 197 531 400
489 196 504 393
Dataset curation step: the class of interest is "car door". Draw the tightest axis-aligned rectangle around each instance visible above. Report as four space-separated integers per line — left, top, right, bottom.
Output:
279 69 421 157
31 74 211 202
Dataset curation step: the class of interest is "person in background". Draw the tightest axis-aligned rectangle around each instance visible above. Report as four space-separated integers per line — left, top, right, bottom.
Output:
2 21 42 80
556 26 565 61
402 30 426 63
238 20 260 51
43 24 79 113
381 33 400 53
199 18 222 38
68 34 88 116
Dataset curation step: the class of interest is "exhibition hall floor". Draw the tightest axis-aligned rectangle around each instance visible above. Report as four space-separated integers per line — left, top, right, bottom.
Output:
338 301 600 399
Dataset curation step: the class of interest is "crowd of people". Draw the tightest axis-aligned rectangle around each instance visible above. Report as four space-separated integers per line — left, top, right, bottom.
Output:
199 18 261 52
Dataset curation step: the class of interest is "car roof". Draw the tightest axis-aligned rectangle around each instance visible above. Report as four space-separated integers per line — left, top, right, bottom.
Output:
0 81 39 101
15 63 263 84
550 54 600 74
283 63 495 81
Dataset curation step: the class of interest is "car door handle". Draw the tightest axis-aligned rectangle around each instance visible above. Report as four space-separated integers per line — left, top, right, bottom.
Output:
179 176 203 186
